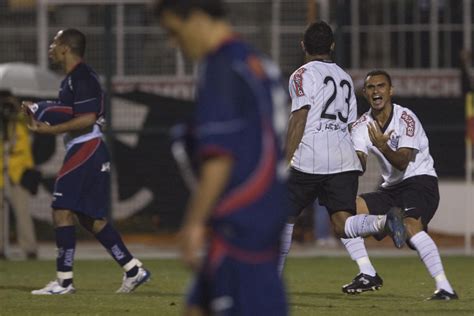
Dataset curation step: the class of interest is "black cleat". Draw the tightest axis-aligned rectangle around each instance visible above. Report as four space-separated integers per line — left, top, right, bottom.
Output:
427 289 459 301
342 273 383 294
385 207 407 248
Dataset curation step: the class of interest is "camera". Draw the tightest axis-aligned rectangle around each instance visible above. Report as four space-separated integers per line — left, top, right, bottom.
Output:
0 90 20 139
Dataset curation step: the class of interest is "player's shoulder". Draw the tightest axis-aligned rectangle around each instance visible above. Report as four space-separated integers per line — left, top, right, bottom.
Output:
393 103 422 136
206 40 253 75
351 112 371 130
309 60 351 77
331 63 354 82
393 103 420 122
289 65 308 80
69 63 95 81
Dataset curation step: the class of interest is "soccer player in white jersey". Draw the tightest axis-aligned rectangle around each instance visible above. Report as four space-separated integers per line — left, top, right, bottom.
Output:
278 22 407 275
343 70 458 300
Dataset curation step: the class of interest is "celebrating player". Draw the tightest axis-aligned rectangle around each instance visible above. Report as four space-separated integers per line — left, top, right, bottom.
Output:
341 69 458 300
155 0 290 315
278 21 407 275
26 29 150 295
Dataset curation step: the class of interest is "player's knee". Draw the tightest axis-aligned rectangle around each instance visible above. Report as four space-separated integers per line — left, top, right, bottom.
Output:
333 226 346 238
92 219 107 234
404 216 423 238
184 305 207 316
52 209 75 227
355 196 369 214
330 218 346 238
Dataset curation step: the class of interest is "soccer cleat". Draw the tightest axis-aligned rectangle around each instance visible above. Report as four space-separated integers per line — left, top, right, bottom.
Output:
116 267 151 293
427 289 459 301
385 207 407 248
342 273 383 294
31 280 75 295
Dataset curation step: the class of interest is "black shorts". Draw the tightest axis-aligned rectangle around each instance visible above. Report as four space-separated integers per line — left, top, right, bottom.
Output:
360 175 439 229
287 168 359 217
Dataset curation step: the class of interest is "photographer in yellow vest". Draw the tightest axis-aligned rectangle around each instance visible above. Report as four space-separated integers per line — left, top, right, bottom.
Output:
1 90 39 259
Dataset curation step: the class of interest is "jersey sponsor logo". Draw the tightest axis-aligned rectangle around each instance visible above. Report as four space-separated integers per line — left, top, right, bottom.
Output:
293 67 306 96
401 111 415 136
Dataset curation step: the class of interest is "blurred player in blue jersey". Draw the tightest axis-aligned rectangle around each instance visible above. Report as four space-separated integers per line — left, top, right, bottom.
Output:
155 1 290 315
23 29 150 295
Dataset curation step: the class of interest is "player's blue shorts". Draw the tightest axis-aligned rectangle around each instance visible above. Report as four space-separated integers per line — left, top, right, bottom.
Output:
52 137 110 218
186 234 287 316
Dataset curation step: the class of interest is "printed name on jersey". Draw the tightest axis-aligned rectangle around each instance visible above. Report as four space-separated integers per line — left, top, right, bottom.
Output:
401 111 415 136
293 67 306 96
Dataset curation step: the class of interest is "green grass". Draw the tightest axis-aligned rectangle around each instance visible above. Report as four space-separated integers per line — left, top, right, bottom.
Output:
0 257 473 315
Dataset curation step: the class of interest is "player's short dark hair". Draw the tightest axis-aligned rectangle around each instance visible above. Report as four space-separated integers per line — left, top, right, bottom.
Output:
303 21 334 55
154 0 226 19
365 70 392 87
58 28 86 57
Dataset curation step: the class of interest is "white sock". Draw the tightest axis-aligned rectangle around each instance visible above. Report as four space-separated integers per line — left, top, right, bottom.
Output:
410 231 454 294
341 237 376 276
344 214 386 238
278 223 294 276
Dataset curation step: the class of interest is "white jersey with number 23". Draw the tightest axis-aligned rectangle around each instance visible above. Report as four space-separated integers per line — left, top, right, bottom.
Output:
288 60 362 174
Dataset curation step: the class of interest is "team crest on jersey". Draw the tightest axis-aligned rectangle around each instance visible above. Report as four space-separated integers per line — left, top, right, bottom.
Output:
389 132 400 148
293 67 306 96
401 111 415 136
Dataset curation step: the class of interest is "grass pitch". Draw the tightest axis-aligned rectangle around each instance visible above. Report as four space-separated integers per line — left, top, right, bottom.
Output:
0 256 473 315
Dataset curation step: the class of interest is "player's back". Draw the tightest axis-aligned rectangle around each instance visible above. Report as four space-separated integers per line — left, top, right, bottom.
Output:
289 60 361 174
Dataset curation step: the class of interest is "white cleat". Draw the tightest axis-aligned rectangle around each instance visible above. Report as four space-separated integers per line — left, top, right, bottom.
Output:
116 267 151 293
31 280 76 295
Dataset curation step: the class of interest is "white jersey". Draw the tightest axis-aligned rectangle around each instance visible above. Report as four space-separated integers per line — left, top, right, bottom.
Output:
351 103 437 187
288 60 362 174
